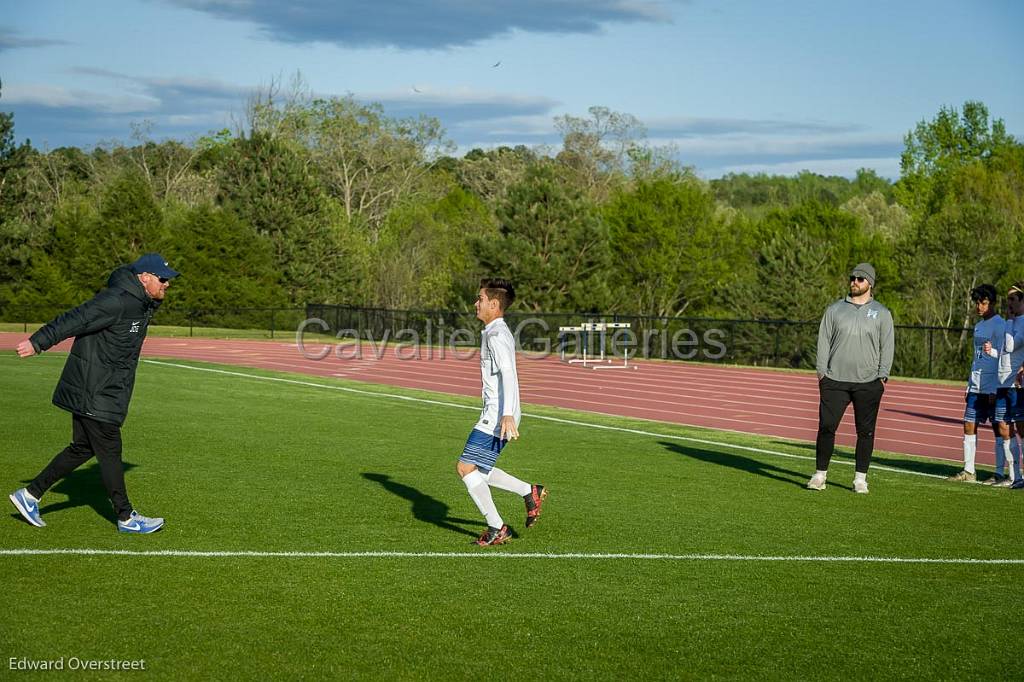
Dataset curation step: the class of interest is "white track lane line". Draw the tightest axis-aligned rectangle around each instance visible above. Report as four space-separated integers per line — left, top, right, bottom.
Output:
142 359 950 480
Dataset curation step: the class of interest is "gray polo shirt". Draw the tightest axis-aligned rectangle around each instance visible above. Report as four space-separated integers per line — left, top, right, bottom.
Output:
815 296 894 383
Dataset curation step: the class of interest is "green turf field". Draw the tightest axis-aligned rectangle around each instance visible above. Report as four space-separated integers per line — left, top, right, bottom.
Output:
1 353 1021 680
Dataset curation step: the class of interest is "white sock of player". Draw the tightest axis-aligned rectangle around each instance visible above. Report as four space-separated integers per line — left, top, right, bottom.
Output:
1004 436 1019 481
963 434 977 474
854 472 867 484
1011 435 1022 481
462 470 503 528
995 437 1006 476
485 467 531 496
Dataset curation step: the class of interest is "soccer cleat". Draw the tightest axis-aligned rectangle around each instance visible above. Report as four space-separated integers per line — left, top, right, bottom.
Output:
1012 479 1024 490
947 470 977 483
117 510 164 534
806 473 827 491
474 524 510 546
524 484 548 528
983 474 1009 486
9 488 45 527
853 478 869 494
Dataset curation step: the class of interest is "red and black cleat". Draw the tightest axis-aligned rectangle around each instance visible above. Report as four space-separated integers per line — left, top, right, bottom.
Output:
524 484 547 528
475 524 511 546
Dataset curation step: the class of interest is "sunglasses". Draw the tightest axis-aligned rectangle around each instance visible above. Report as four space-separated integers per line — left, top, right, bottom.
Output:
849 276 868 283
146 273 169 284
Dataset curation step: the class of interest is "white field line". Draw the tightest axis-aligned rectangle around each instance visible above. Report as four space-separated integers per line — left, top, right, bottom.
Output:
1 548 1021 564
149 346 965 439
143 359 947 480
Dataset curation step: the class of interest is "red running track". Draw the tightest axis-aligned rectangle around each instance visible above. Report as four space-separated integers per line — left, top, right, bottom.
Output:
1 332 983 465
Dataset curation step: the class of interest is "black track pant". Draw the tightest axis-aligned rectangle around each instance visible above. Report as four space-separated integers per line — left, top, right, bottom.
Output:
815 377 885 474
27 414 133 521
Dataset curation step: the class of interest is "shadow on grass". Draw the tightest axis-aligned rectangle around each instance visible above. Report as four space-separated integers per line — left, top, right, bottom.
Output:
770 440 960 477
658 441 823 489
362 472 485 538
14 461 139 526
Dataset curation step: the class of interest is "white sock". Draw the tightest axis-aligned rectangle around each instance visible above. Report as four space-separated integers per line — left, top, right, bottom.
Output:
1003 436 1019 477
485 467 531 496
814 470 828 480
995 437 1006 476
1011 435 1022 481
24 489 39 503
854 472 867 484
963 434 977 474
461 470 503 529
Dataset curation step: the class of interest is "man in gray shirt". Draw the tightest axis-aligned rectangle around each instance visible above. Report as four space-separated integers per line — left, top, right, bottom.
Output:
808 263 894 494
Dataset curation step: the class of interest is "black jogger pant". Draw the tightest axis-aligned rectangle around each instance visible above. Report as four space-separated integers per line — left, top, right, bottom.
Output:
27 414 133 521
815 377 885 474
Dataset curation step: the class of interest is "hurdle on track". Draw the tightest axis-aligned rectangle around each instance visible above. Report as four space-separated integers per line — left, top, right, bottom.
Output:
558 321 637 370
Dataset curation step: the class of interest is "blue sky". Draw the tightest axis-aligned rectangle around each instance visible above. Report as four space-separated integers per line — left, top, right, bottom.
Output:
2 0 1022 179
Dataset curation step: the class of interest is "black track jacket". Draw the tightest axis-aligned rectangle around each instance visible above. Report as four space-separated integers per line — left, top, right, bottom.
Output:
29 267 160 425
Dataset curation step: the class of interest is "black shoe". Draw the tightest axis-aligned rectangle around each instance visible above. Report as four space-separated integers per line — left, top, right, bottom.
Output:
475 524 511 546
524 484 547 528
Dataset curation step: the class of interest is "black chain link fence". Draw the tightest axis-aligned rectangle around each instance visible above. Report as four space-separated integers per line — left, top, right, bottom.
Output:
2 303 973 380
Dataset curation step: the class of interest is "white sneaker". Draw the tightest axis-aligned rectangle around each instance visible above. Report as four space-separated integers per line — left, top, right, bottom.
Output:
807 473 827 491
853 478 869 494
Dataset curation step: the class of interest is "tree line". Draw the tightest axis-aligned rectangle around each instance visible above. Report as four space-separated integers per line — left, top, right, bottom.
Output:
1 82 1021 342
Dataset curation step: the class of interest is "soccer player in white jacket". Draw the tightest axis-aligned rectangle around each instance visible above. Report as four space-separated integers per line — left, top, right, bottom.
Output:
950 284 1004 482
456 278 547 546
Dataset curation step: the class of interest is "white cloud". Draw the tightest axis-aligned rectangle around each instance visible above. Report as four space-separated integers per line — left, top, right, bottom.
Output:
2 83 160 113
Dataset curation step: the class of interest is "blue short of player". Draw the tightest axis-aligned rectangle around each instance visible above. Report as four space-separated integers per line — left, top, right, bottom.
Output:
459 429 507 474
964 392 996 424
993 387 1019 424
1013 388 1024 423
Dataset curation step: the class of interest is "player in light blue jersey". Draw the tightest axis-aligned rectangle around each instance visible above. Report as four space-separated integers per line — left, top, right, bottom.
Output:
456 278 547 546
950 284 1004 482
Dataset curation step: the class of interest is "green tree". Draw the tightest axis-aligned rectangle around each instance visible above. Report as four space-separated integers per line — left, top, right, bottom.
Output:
743 201 894 320
896 101 1014 220
554 106 645 202
893 101 1022 329
55 171 167 296
217 132 370 305
161 205 286 316
474 162 611 313
246 80 453 241
604 174 732 317
373 184 494 309
0 83 40 311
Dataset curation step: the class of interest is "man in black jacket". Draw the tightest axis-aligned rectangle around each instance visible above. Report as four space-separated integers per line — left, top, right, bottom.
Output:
9 253 178 533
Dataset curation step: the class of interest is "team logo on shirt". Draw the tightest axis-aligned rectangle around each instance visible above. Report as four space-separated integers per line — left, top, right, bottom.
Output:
865 309 878 319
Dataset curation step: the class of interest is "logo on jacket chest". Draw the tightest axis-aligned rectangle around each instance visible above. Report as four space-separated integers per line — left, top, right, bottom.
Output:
129 321 141 333
865 309 878 319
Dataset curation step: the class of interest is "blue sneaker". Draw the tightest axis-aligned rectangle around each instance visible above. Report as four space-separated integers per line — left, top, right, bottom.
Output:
117 510 164 534
9 488 45 527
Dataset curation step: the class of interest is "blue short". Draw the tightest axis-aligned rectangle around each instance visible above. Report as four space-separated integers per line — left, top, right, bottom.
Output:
1014 388 1024 423
1007 385 1024 421
964 392 995 424
459 429 507 474
994 388 1017 424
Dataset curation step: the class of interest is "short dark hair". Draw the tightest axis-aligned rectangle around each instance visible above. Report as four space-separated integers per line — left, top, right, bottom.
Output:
971 284 998 304
480 278 515 311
